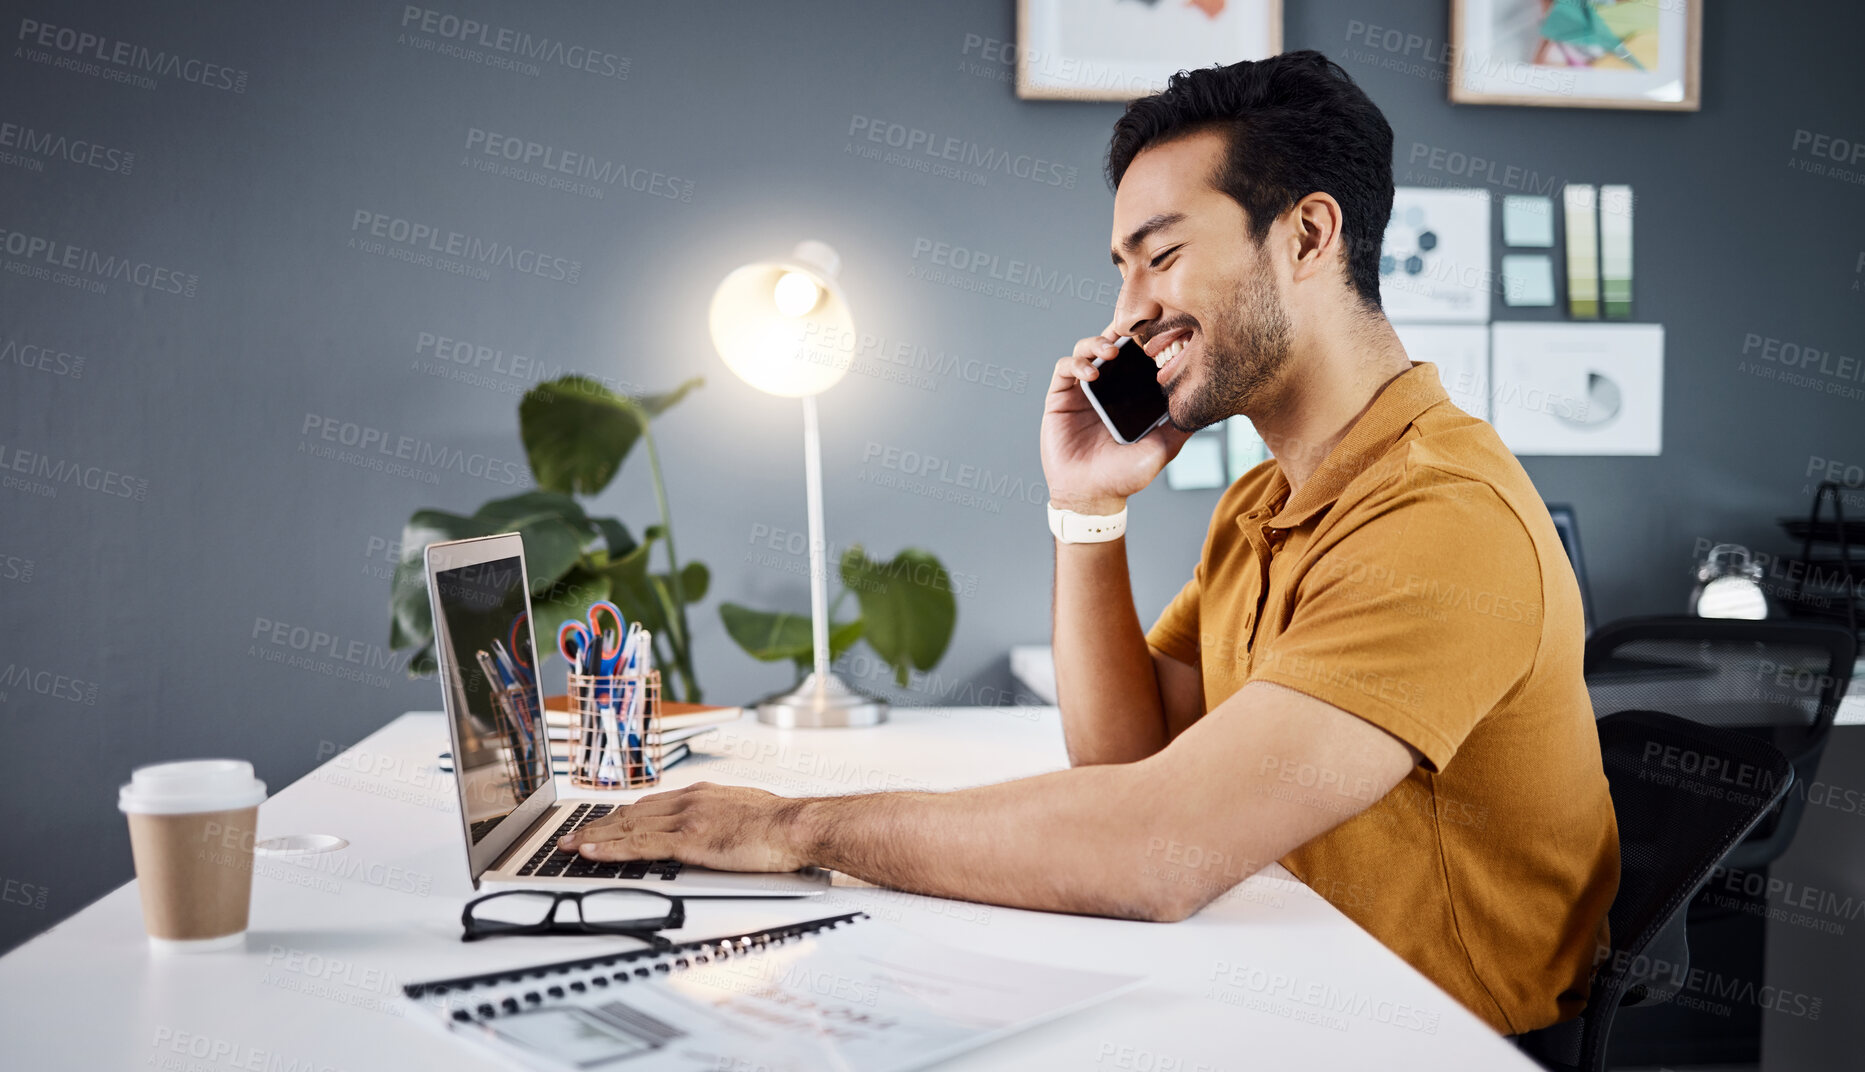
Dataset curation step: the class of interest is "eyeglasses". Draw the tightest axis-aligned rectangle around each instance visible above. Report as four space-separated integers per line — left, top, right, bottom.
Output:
461 889 685 944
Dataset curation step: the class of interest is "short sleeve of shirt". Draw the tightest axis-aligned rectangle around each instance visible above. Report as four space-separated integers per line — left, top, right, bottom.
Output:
1146 563 1203 667
1249 468 1544 772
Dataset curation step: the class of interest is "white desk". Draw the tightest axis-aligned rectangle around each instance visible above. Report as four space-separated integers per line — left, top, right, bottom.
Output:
0 707 1535 1070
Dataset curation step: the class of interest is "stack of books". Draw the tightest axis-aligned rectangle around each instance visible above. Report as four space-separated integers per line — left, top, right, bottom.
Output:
542 697 746 771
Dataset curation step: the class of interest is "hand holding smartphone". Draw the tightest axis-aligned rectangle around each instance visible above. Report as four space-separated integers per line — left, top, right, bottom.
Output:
1079 336 1170 444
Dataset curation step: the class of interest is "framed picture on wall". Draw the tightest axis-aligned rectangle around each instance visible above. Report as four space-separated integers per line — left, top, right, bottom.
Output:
1016 0 1281 101
1450 0 1701 110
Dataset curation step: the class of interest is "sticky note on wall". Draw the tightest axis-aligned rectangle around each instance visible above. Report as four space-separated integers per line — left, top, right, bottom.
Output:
1502 196 1555 247
1502 254 1556 307
1599 185 1633 319
1563 184 1599 319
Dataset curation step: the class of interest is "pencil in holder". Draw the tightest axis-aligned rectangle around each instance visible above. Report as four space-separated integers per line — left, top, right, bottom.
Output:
566 670 662 790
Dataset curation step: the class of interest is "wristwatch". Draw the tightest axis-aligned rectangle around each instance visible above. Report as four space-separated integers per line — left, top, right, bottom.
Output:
1047 501 1128 544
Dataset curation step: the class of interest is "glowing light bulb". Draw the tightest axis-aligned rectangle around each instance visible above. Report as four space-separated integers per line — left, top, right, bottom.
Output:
772 270 821 317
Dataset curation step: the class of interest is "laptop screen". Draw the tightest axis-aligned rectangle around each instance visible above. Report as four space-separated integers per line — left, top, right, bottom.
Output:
430 552 551 844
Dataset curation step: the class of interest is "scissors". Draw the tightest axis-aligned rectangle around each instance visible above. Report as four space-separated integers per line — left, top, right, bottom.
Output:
587 601 630 676
558 602 638 783
557 601 630 675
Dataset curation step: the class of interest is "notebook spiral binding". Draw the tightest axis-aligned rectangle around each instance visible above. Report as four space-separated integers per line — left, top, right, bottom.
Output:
404 911 870 1024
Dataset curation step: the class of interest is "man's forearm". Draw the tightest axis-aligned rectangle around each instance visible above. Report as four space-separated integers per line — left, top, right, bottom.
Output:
1052 536 1168 764
780 763 1195 921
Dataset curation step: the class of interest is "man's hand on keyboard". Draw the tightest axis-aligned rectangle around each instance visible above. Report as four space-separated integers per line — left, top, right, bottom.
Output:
558 783 808 873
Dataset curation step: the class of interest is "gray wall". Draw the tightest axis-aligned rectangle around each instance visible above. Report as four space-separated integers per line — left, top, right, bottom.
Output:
1 0 1860 988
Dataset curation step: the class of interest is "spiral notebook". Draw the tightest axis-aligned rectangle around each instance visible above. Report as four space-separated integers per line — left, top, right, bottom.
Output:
403 911 1141 1071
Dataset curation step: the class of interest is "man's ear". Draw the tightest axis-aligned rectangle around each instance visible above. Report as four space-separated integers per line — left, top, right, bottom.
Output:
1288 192 1346 285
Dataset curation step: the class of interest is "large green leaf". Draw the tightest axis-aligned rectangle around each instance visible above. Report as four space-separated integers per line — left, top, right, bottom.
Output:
636 377 704 418
603 540 668 638
645 562 706 613
533 566 612 656
474 490 596 541
719 603 863 668
514 517 585 596
387 505 583 660
390 509 491 647
517 376 704 495
591 516 637 559
389 557 431 650
676 561 709 603
399 508 492 561
388 604 415 651
519 376 644 496
841 546 957 686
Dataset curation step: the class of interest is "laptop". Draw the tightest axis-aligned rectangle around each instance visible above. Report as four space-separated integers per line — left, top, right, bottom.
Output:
424 532 829 896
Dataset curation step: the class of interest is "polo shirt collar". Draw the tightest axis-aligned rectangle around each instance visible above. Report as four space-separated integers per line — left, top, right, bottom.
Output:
1255 362 1449 530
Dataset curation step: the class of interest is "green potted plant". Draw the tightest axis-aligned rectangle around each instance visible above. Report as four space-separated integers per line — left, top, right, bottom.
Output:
720 545 958 688
388 375 710 702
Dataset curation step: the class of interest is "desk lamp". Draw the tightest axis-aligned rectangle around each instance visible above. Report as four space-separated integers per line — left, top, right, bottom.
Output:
709 240 887 728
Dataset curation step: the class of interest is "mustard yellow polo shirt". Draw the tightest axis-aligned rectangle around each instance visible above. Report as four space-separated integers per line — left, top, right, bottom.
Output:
1147 362 1618 1034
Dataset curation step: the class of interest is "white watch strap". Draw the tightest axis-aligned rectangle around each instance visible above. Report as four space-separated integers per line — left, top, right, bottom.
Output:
1048 502 1128 544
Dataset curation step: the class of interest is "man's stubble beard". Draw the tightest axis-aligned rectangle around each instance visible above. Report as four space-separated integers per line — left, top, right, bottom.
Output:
1165 259 1294 433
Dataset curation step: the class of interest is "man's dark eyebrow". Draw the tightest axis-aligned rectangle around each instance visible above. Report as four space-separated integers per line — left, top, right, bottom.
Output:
1110 212 1188 267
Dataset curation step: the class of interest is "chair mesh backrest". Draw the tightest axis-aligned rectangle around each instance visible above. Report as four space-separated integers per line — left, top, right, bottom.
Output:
1585 618 1854 762
1575 711 1794 1070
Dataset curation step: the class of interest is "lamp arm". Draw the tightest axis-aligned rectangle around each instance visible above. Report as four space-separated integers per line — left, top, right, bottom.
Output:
803 393 832 688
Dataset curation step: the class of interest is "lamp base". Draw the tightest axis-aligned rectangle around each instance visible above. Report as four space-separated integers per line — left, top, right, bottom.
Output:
754 672 888 728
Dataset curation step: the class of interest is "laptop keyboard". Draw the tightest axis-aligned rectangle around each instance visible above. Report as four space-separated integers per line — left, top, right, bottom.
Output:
515 803 685 882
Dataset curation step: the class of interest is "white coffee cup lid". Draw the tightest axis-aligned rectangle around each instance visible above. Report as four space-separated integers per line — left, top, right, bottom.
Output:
119 759 267 815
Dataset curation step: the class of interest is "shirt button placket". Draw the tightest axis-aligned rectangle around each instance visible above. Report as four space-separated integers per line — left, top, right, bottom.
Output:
1241 510 1274 653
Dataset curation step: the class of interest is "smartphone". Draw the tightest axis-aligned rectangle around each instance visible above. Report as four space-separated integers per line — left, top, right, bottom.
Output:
1080 337 1169 444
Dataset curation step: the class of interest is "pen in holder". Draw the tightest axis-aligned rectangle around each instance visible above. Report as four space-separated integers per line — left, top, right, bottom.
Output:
491 679 548 799
567 669 662 790
480 648 547 800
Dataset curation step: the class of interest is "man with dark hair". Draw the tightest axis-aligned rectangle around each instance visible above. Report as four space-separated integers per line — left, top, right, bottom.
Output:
564 52 1618 1036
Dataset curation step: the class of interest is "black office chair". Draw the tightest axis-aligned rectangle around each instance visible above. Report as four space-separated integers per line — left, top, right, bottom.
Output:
1583 616 1855 870
1517 710 1795 1072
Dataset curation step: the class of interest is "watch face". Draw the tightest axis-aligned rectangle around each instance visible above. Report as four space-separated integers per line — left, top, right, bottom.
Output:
1696 576 1768 620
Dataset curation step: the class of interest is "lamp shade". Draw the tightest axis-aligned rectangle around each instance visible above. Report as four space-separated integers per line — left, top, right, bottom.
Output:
708 242 855 398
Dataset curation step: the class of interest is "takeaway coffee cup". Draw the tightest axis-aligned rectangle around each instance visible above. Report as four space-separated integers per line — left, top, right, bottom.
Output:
118 759 267 953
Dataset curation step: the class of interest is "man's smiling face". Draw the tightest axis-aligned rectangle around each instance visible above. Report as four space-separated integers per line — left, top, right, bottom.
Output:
1109 128 1295 433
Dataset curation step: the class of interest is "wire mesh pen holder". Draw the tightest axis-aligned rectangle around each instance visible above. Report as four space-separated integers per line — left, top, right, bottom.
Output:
566 670 662 790
491 681 548 799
